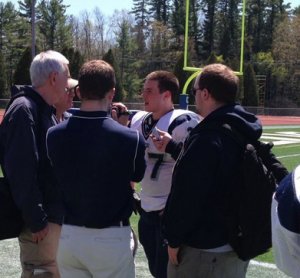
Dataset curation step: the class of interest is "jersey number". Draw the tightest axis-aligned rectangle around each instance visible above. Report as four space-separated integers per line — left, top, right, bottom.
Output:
148 153 165 180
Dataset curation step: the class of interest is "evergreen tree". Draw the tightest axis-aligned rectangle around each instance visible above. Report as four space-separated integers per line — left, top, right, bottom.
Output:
102 49 125 102
171 0 185 37
0 50 7 98
243 63 258 106
116 18 134 81
171 0 201 54
148 0 170 24
263 0 289 51
38 0 72 51
206 52 218 64
200 0 217 59
13 46 32 85
294 5 300 16
252 0 266 53
131 0 150 55
18 0 33 20
217 0 240 59
61 46 84 101
61 46 84 80
0 2 29 88
190 0 201 57
230 57 240 71
131 0 150 28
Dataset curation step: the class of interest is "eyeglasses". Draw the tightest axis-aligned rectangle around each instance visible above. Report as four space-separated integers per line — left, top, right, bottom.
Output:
66 85 78 95
191 87 200 96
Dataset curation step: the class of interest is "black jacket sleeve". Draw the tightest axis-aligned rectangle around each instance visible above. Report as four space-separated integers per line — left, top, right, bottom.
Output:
3 104 48 233
254 141 289 183
165 139 183 161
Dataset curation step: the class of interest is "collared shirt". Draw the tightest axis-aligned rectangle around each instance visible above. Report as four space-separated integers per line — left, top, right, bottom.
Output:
47 110 146 229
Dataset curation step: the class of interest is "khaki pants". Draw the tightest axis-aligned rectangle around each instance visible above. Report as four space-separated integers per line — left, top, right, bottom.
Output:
168 245 249 278
58 225 135 278
19 223 62 278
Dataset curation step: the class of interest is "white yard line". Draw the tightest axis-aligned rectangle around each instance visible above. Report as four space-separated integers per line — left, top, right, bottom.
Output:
278 154 300 159
250 260 278 269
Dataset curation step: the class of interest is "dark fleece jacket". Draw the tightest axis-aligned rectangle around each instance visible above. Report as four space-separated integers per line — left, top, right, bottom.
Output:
162 103 263 249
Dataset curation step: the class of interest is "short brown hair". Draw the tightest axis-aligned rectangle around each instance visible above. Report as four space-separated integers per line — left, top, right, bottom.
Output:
146 71 179 103
197 64 238 104
78 60 116 100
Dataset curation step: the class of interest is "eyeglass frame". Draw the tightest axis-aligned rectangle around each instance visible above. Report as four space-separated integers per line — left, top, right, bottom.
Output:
191 87 200 96
191 87 209 96
66 84 78 95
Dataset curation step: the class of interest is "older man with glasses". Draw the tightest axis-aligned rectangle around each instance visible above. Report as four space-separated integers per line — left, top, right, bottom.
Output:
54 78 78 122
0 50 70 278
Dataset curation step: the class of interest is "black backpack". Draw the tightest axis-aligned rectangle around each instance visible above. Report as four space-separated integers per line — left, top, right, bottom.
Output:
0 88 45 240
198 121 289 261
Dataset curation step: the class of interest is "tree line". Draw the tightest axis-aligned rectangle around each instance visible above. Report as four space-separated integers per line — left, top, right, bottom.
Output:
0 0 299 107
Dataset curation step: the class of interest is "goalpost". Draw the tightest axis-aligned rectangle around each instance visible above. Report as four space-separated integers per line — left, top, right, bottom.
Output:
180 0 246 108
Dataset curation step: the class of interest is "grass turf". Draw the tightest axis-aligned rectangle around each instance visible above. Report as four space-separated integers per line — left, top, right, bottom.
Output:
0 126 299 276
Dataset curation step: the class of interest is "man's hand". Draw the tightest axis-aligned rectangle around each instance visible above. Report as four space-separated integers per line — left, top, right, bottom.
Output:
168 246 179 266
111 102 130 126
32 225 49 244
150 129 172 153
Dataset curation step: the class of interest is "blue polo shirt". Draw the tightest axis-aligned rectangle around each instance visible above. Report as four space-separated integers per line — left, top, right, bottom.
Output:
46 110 146 228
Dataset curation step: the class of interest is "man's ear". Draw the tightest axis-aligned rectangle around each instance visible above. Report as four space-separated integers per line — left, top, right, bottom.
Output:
76 87 82 100
49 71 57 86
202 88 210 100
164 90 171 100
108 88 115 100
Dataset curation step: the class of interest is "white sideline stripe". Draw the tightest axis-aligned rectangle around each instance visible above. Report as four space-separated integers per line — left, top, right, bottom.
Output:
261 135 300 142
250 260 278 269
278 153 300 159
273 141 299 146
263 133 300 138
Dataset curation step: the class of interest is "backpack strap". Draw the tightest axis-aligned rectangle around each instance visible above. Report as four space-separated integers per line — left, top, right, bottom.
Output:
195 121 288 183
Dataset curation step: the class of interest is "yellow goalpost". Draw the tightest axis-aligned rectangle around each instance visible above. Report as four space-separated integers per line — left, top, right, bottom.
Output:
181 0 247 100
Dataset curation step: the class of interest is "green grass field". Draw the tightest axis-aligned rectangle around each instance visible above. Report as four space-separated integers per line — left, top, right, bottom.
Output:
1 125 299 277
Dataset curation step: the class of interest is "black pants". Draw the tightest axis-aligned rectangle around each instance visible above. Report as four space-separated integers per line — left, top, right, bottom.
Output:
138 210 168 278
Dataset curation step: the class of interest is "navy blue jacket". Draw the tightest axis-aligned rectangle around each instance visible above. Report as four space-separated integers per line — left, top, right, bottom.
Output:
163 103 262 249
46 110 146 228
0 87 64 233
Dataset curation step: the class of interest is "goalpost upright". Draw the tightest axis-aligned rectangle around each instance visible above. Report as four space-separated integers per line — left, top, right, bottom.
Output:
180 0 246 109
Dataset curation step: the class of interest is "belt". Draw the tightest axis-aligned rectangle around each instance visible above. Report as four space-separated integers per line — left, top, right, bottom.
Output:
64 218 130 229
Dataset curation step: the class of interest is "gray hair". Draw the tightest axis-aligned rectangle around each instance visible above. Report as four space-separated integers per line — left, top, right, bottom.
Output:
30 50 69 88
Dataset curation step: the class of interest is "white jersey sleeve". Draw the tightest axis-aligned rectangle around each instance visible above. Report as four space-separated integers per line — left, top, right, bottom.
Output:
131 109 200 211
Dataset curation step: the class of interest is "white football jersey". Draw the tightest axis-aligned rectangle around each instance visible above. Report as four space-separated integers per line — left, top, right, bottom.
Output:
130 109 200 211
272 165 300 278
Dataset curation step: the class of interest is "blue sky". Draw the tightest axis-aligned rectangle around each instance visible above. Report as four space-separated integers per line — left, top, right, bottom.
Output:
6 0 300 17
45 0 300 17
